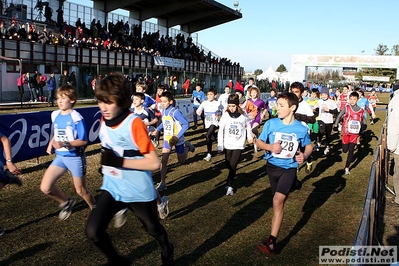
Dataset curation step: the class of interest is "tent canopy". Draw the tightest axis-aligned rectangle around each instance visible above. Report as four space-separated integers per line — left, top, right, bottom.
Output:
257 65 279 80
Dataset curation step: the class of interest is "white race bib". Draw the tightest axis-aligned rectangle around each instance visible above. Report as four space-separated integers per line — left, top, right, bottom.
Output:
205 113 218 128
55 126 75 151
272 132 299 159
163 118 174 139
102 166 123 179
348 120 361 134
226 124 242 142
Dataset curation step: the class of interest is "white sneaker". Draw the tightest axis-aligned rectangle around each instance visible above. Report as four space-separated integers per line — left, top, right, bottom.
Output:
158 196 169 220
59 198 76 221
315 142 321 151
203 153 211 162
338 124 342 132
226 186 234 196
156 182 167 192
324 147 330 155
345 168 350 175
114 208 128 228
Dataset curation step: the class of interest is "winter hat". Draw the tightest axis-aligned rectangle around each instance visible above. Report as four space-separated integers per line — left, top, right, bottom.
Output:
321 87 329 95
234 82 244 94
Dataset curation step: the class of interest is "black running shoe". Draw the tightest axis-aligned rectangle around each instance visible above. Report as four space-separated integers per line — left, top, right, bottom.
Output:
3 169 22 186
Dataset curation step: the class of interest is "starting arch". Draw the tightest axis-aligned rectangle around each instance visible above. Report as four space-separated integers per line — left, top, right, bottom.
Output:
290 54 399 82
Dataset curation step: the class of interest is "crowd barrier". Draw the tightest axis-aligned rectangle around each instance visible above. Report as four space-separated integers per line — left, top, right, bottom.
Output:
352 117 390 265
0 97 207 162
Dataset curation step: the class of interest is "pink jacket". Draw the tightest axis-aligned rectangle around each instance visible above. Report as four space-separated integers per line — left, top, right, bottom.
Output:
17 75 25 86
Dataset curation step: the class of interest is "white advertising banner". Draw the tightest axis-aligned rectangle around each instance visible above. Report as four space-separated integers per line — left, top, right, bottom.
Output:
154 56 185 68
362 76 390 82
290 54 399 83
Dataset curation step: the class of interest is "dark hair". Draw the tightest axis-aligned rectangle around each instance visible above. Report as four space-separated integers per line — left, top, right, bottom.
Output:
349 91 360 99
195 83 202 89
95 73 132 109
290 81 305 93
207 88 217 95
311 88 320 98
226 94 243 115
133 92 145 101
157 84 166 91
277 92 299 113
160 91 174 101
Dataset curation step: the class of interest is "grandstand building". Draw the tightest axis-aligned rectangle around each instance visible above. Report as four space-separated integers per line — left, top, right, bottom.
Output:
0 0 242 101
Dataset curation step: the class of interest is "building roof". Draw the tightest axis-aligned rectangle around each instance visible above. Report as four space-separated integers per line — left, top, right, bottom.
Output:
93 0 242 34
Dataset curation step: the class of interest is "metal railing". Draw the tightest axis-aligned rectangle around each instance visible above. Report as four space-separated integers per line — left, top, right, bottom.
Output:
0 38 243 77
352 117 390 265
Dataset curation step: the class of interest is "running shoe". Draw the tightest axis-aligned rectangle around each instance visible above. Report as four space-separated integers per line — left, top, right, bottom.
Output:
59 197 76 221
156 182 167 192
114 208 128 228
324 146 330 156
3 169 22 186
185 141 195 152
345 168 350 175
258 238 276 255
305 162 313 174
203 153 211 162
161 243 175 266
315 142 321 152
158 196 169 219
225 186 234 196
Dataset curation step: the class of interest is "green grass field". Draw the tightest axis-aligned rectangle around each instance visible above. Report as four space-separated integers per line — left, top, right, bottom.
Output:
0 93 390 266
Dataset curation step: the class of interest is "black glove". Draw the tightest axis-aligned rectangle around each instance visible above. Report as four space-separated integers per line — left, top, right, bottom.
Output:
101 147 124 167
333 125 338 132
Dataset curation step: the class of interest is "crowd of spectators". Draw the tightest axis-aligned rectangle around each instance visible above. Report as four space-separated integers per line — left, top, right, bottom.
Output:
0 15 239 67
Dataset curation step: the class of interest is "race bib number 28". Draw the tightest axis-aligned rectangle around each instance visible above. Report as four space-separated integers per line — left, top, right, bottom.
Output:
272 132 299 159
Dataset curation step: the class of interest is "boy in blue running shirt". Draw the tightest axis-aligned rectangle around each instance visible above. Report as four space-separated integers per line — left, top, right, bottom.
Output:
133 81 156 110
153 91 195 191
41 85 95 221
256 92 313 255
191 83 205 129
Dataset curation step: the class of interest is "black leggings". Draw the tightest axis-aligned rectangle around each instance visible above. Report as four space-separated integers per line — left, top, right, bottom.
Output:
18 86 24 101
318 121 333 145
225 149 242 187
86 191 171 262
205 125 218 153
342 143 355 168
193 106 204 127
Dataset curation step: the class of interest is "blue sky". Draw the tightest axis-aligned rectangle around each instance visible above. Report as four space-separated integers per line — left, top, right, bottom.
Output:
67 0 399 73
